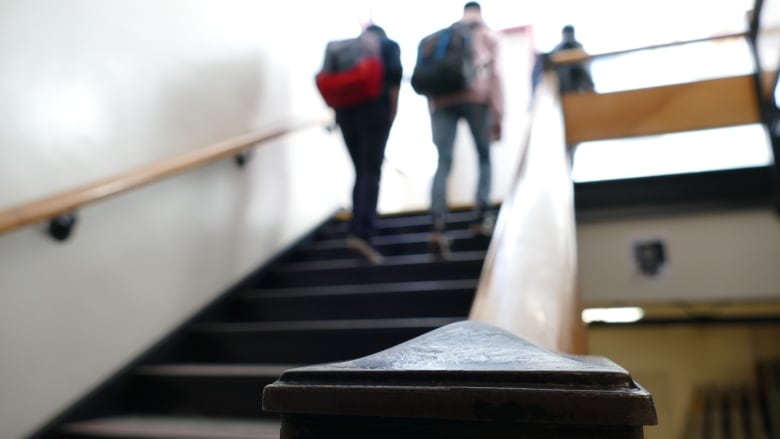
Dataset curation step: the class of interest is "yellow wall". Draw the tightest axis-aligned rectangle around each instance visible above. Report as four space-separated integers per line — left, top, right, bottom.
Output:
589 324 780 439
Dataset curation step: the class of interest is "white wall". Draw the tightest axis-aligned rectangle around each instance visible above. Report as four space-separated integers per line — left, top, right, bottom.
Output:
0 0 351 208
0 2 360 438
578 209 780 304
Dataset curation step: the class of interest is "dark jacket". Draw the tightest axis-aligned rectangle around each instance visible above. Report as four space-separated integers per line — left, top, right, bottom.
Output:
552 40 594 93
378 36 403 104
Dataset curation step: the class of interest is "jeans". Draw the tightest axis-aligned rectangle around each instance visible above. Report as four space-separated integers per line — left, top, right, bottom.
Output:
430 102 491 229
336 100 391 240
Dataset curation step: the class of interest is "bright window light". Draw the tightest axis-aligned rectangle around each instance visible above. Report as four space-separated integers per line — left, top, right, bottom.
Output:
571 124 774 183
582 307 645 324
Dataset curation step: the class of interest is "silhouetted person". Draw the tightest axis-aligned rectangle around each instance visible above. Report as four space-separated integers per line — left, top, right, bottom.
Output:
552 25 594 93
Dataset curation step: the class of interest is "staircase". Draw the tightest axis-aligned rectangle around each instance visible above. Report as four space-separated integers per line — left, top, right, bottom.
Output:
45 210 492 438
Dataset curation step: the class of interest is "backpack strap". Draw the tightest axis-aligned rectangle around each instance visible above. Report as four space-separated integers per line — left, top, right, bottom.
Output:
434 29 451 59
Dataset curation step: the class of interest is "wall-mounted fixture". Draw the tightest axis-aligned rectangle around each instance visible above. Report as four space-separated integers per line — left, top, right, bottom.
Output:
633 239 666 278
48 212 78 241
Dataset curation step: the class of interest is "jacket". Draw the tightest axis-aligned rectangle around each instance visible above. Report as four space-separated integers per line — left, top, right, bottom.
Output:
428 15 504 122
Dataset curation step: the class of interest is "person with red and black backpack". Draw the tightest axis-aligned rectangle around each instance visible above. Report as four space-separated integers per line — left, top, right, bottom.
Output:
316 24 402 263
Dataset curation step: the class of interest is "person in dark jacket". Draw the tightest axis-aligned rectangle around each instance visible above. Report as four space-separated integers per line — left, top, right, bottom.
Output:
552 25 594 93
335 24 402 264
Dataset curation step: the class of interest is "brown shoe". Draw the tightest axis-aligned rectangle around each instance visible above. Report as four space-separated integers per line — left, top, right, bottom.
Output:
428 231 453 260
471 211 496 237
346 235 384 264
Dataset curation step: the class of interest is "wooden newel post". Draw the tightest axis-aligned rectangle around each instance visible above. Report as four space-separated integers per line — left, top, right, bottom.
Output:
263 321 657 438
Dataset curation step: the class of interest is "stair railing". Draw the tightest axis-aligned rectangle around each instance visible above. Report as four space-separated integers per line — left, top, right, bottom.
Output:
469 69 586 355
0 118 330 241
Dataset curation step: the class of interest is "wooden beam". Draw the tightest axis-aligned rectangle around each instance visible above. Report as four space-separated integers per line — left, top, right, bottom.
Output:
562 75 761 144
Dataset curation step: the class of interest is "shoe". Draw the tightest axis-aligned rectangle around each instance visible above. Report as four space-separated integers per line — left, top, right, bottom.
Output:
346 235 384 264
471 211 496 237
432 214 446 233
428 231 453 260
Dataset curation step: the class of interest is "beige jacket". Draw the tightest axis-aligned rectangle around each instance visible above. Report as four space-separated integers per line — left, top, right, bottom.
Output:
428 14 504 123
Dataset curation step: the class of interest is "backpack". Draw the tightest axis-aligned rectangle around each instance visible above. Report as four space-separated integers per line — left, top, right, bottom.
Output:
315 32 384 108
411 23 475 96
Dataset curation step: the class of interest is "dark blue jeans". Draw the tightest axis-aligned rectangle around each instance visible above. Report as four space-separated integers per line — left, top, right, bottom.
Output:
336 100 391 240
430 102 492 229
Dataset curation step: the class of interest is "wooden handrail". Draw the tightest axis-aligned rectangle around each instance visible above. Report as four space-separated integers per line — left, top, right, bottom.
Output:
550 31 749 65
469 71 585 354
0 118 329 236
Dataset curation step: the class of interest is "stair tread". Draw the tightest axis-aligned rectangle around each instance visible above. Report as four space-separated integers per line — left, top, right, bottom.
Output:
241 279 479 299
307 229 478 249
44 210 490 437
193 317 462 333
62 416 279 439
135 364 297 377
349 210 478 229
274 251 487 272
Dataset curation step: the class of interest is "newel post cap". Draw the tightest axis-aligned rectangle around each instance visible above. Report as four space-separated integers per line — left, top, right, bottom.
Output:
263 320 656 434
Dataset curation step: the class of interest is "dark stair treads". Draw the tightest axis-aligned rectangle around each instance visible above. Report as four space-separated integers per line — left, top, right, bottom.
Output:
182 318 461 364
290 230 488 261
258 252 487 288
315 210 479 238
227 279 479 321
126 365 295 418
60 416 279 439
42 209 492 439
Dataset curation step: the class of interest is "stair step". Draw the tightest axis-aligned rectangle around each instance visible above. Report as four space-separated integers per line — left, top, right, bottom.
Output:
242 279 480 299
315 211 480 238
258 252 487 287
309 229 478 249
61 416 279 438
182 318 462 364
126 365 294 418
228 280 478 321
193 317 463 332
374 210 477 228
43 209 492 438
135 364 295 377
291 230 488 261
278 251 487 271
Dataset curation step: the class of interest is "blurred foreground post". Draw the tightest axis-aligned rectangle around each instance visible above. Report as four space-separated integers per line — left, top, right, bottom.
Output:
264 321 656 438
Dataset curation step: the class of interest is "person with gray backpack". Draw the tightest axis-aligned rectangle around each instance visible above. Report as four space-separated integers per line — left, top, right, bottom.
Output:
412 2 503 258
